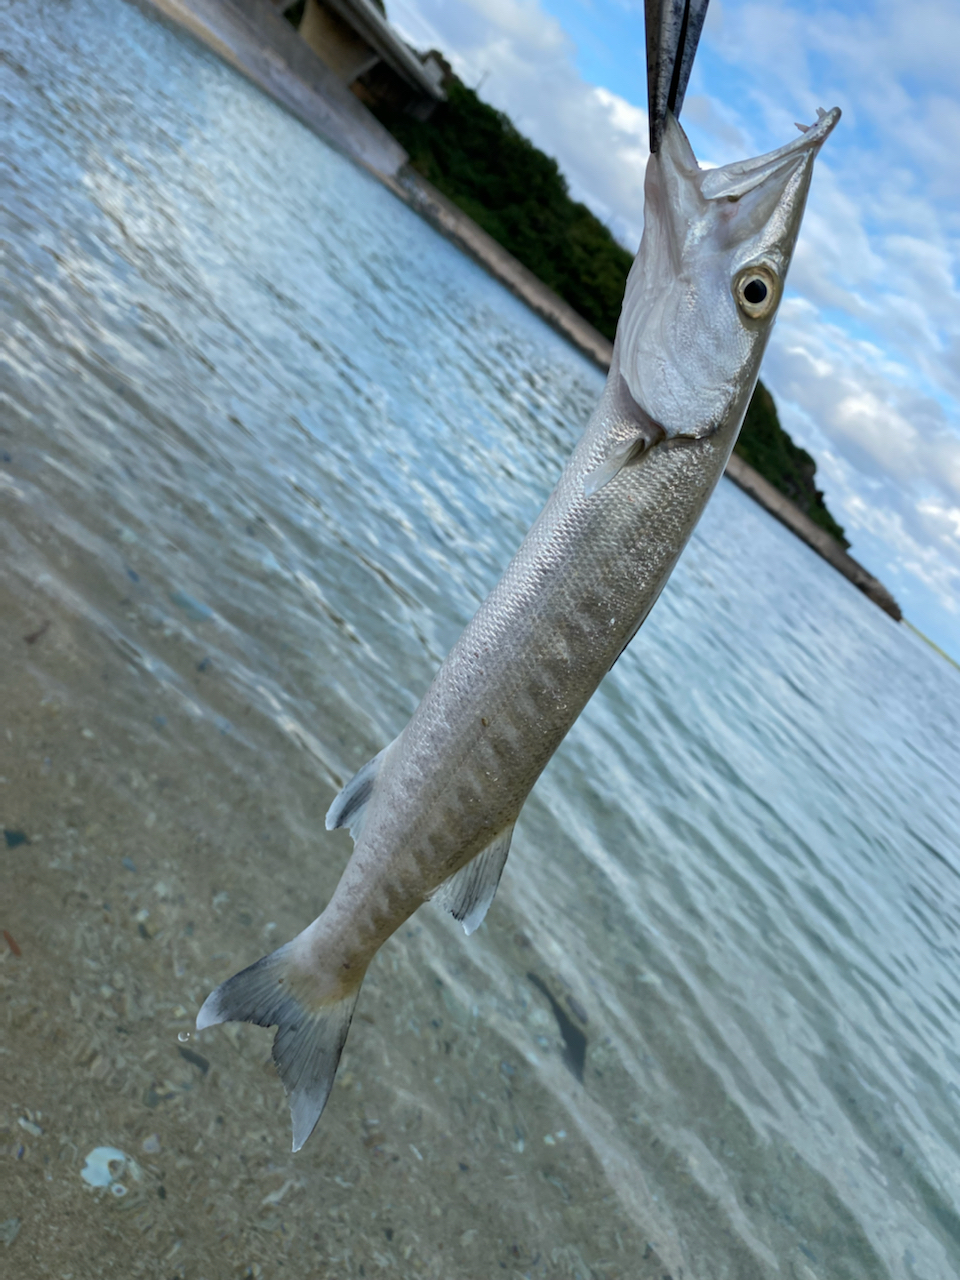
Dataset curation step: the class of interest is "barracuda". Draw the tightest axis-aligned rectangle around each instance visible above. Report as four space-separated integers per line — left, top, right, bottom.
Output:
198 104 840 1151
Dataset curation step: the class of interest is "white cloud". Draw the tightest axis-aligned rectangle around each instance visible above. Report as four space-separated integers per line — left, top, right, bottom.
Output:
456 0 566 51
387 0 650 247
703 1 960 642
844 494 960 615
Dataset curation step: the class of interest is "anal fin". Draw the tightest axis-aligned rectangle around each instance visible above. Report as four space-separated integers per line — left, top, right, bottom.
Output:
431 824 515 935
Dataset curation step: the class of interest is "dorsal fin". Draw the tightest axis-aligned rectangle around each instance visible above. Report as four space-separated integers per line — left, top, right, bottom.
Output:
324 742 393 841
431 825 515 935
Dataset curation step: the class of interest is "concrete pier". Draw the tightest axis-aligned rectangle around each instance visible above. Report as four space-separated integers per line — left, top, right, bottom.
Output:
141 0 408 175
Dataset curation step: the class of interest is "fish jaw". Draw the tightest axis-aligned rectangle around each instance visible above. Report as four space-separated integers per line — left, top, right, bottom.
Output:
618 107 840 444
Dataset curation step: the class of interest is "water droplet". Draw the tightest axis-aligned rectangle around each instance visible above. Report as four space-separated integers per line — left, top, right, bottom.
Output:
177 1031 191 1043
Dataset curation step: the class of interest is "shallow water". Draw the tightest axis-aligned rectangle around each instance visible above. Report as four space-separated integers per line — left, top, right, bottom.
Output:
3 2 960 1276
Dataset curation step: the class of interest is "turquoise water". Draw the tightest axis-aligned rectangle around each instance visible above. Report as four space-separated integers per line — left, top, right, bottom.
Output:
3 2 960 1276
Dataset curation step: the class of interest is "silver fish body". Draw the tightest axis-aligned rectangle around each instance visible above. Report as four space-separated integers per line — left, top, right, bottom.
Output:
319 372 731 947
198 108 840 1150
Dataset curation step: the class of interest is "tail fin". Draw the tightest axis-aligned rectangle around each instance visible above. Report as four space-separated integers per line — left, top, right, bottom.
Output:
197 942 360 1151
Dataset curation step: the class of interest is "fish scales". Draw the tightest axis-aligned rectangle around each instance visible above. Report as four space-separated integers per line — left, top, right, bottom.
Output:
361 400 729 888
198 105 840 1151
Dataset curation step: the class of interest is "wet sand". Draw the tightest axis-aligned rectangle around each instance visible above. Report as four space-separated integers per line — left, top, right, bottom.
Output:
1 578 676 1277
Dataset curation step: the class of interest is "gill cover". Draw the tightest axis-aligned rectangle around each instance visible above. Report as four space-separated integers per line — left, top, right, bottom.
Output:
617 107 840 442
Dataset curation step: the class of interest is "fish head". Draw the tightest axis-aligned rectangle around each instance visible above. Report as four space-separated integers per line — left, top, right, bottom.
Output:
617 107 840 441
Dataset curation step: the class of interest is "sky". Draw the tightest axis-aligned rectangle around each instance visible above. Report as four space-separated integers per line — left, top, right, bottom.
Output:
383 0 960 660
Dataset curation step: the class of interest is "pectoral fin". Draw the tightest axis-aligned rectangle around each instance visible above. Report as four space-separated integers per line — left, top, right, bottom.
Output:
583 384 666 497
583 436 652 497
432 824 515 935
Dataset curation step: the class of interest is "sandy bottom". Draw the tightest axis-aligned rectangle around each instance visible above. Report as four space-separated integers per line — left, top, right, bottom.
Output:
1 577 678 1279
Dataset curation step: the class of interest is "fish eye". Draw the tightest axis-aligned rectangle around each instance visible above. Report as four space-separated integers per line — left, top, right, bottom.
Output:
744 279 767 304
733 266 780 320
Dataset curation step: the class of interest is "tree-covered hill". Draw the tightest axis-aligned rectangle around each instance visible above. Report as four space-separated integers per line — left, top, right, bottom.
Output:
370 59 847 546
737 383 848 546
372 77 635 344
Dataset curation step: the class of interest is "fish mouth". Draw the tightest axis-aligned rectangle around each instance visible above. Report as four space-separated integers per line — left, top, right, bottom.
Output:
699 107 841 201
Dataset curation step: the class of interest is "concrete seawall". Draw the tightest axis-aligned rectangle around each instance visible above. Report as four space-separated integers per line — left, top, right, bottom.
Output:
388 170 617 370
139 0 902 623
723 455 902 620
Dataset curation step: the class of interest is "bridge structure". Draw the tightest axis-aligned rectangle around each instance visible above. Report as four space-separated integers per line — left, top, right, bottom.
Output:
270 0 445 117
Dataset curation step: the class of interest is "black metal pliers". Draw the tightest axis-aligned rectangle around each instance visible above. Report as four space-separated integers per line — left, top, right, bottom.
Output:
645 0 711 153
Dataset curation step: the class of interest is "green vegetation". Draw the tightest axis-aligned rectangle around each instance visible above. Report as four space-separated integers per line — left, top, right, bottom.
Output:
735 383 848 546
371 78 635 344
372 61 847 545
